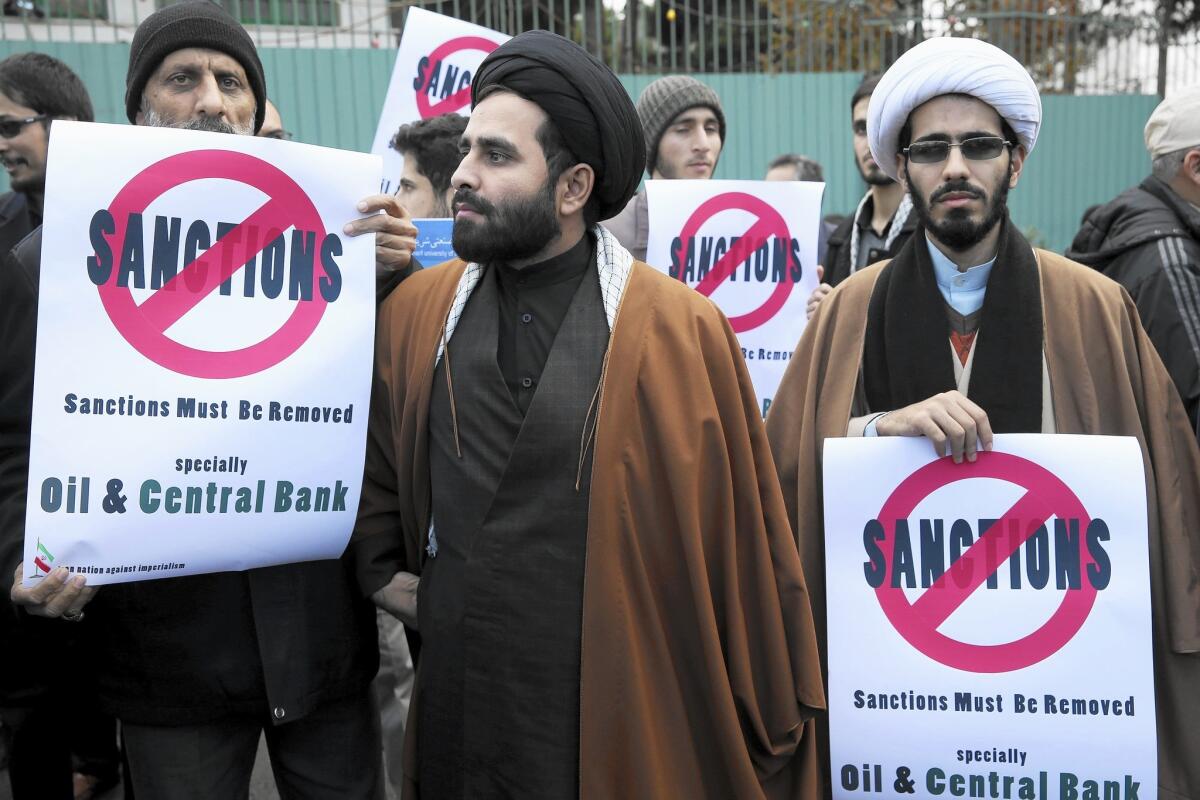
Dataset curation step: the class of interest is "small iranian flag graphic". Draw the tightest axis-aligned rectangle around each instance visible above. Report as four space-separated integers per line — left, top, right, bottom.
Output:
32 539 54 574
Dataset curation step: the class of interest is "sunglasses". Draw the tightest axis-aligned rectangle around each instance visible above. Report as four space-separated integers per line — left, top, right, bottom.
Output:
903 136 1012 164
0 114 47 139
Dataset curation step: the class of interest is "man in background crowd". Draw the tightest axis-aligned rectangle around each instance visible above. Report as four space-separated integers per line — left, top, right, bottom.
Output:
256 98 288 140
390 113 467 220
370 110 467 797
605 74 724 262
4 2 416 797
766 152 832 265
1067 84 1200 439
766 152 823 182
0 50 123 800
806 74 917 318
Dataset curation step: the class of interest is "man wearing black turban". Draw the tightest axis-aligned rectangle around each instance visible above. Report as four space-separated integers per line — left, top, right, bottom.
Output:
352 31 825 800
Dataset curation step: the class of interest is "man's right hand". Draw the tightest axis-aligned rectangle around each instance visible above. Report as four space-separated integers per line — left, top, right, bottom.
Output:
10 564 97 620
875 390 994 463
806 265 832 320
372 570 419 629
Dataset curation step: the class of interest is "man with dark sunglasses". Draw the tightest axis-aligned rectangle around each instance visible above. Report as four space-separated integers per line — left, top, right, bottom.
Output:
767 36 1200 797
2 3 419 798
0 53 92 259
0 52 119 800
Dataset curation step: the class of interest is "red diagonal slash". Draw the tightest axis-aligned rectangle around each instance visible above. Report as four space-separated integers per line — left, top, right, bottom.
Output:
910 489 1056 627
693 217 777 297
133 197 295 333
415 36 501 118
874 452 1096 673
674 191 798 332
95 149 328 379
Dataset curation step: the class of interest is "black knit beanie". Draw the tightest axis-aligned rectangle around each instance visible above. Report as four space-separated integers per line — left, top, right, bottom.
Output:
125 0 266 133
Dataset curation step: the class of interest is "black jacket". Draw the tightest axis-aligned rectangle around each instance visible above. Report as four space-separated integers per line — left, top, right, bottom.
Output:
823 194 919 287
1066 176 1200 436
0 191 35 263
0 228 379 725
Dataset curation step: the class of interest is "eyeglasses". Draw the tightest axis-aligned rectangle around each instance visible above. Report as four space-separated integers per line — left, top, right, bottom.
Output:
0 114 47 139
903 136 1012 164
261 129 294 141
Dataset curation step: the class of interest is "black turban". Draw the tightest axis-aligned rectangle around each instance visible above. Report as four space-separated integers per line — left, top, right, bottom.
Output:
471 30 645 221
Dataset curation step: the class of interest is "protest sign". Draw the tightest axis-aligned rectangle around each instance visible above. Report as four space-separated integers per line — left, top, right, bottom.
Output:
412 218 456 264
22 121 379 586
644 179 823 416
370 8 509 193
822 434 1156 799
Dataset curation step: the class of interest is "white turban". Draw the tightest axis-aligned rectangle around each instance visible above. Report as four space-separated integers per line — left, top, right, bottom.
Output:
867 37 1042 181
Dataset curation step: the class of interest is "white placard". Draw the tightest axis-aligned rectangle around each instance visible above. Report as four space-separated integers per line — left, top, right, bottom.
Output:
22 121 379 586
370 8 510 194
822 434 1156 798
644 179 823 417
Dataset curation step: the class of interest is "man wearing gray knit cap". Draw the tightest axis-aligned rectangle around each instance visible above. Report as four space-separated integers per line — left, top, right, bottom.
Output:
604 74 725 262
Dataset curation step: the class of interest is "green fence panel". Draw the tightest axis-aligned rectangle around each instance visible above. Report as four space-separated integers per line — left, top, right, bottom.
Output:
0 42 1158 252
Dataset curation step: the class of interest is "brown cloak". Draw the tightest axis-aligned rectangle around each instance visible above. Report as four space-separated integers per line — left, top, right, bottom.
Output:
353 258 826 799
766 250 1200 799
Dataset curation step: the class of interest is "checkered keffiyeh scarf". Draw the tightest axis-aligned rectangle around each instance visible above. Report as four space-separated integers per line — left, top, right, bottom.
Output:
435 225 633 366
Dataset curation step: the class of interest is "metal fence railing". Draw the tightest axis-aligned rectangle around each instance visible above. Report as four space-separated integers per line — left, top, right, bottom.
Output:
3 0 1198 93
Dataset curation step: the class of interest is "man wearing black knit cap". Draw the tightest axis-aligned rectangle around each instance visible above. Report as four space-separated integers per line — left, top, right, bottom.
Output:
605 74 725 262
353 29 824 800
3 3 419 798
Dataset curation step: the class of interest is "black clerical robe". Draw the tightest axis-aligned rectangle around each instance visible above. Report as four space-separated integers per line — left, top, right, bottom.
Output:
419 238 605 798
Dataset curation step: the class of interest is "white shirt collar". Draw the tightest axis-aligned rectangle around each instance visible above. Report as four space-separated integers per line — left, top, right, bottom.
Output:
925 234 996 316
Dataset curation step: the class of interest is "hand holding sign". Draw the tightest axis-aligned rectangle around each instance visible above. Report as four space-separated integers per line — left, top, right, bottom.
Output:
344 193 418 273
11 562 96 619
875 389 995 463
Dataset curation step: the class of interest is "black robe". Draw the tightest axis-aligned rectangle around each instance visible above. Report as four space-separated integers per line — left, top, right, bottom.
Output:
419 256 607 797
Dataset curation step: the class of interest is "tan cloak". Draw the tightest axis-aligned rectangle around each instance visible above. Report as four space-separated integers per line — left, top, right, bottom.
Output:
766 250 1200 799
354 258 826 799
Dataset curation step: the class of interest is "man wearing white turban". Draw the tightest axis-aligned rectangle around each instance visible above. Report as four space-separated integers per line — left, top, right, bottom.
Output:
768 36 1200 798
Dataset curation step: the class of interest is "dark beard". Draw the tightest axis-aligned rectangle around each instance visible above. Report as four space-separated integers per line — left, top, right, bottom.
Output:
908 163 1011 252
452 180 561 264
858 159 895 187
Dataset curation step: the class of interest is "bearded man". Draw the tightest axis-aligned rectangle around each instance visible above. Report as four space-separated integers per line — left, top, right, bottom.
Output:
766 37 1200 798
806 74 917 318
352 30 824 800
3 2 418 796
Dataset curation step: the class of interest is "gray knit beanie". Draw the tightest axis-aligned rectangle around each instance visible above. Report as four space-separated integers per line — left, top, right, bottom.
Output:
125 0 266 134
635 75 726 175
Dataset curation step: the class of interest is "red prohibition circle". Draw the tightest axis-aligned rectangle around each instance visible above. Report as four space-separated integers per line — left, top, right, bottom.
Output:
97 149 328 379
415 36 501 118
872 452 1098 673
675 191 796 333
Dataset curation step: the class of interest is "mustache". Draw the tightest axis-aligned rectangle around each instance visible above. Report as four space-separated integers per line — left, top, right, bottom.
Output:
452 188 496 216
931 181 983 203
140 107 249 136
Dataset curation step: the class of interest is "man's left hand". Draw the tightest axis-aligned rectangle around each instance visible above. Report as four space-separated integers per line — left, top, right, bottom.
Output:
343 194 419 274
